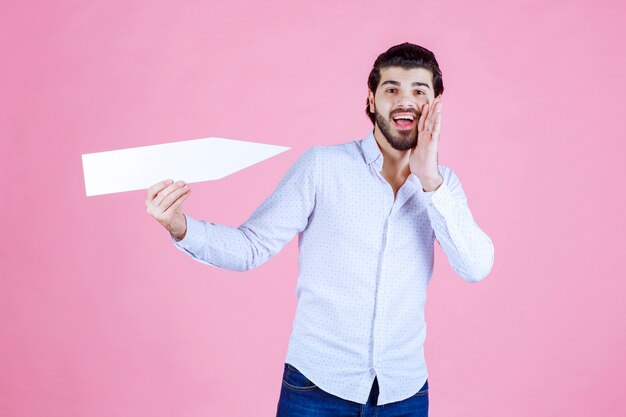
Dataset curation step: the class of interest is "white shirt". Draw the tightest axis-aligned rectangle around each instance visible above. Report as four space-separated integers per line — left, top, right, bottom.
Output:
172 130 494 405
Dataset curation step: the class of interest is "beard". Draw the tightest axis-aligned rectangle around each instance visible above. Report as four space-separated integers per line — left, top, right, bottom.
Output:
375 109 420 151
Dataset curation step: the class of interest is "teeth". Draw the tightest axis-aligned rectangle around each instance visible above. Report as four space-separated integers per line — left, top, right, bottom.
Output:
394 115 414 121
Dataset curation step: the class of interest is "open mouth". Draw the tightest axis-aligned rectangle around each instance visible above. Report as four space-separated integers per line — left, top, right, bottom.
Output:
392 113 416 130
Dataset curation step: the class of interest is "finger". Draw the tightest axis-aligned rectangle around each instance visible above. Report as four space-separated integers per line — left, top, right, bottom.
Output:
152 181 185 207
162 190 191 217
147 179 173 203
428 99 443 132
158 184 190 212
418 103 429 131
147 187 189 220
424 102 435 132
432 110 442 138
427 98 442 125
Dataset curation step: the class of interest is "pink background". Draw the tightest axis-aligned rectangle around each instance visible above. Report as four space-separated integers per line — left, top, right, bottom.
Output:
1 0 625 416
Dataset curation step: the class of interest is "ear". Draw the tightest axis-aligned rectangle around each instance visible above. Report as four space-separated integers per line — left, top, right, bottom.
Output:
368 90 375 113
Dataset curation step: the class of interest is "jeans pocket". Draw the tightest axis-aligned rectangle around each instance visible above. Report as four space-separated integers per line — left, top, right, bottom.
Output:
282 363 318 391
413 379 429 397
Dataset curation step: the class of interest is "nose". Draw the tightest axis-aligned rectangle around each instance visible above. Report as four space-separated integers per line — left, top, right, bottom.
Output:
395 91 418 110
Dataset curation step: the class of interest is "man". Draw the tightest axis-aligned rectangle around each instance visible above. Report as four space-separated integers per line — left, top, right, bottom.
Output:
145 42 494 416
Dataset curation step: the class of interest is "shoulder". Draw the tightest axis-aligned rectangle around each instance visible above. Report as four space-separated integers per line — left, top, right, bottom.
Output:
438 164 465 190
438 164 459 182
437 164 468 198
296 136 370 175
310 139 364 165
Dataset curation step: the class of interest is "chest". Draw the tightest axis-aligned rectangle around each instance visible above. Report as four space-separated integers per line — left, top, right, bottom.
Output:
313 165 430 244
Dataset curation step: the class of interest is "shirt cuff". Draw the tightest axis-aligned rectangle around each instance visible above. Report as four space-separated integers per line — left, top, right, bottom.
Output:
170 214 205 254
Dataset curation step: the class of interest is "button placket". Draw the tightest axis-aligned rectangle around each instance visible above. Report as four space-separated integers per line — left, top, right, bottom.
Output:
372 197 395 370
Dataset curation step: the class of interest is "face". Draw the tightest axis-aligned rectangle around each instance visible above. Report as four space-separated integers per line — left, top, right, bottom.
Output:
368 66 436 151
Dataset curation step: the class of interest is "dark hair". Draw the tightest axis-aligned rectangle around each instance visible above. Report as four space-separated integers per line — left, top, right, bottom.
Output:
366 42 444 125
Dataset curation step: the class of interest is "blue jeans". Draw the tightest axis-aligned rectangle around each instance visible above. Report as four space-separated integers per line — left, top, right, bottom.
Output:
276 363 429 416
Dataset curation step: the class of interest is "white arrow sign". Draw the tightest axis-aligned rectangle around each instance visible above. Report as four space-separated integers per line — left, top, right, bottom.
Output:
81 137 290 196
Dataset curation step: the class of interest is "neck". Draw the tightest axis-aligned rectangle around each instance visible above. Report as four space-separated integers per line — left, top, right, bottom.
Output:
372 126 412 179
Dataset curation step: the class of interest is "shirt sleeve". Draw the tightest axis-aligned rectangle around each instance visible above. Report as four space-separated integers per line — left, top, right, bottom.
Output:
170 147 318 271
422 166 495 282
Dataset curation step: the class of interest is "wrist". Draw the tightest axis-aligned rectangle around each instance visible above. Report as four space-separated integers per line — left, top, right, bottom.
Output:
172 230 186 241
421 175 444 192
169 214 188 241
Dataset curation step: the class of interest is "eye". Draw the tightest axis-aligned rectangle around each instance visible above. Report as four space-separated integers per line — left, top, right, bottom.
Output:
385 88 397 93
415 90 425 95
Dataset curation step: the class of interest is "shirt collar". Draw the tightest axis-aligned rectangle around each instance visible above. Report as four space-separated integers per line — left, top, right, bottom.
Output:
360 129 423 198
361 129 383 166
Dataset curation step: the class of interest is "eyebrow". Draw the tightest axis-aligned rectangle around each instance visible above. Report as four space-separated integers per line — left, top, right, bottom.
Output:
380 80 431 90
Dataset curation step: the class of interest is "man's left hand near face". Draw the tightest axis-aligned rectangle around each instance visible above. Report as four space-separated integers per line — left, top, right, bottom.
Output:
409 96 444 192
